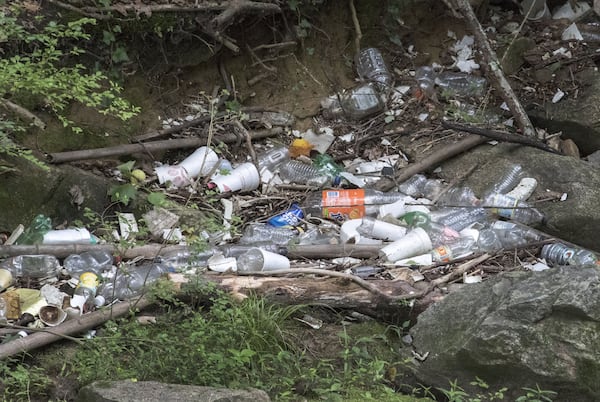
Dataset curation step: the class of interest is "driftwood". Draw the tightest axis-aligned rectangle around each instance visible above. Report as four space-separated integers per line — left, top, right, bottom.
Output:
47 127 281 163
0 297 153 359
373 134 488 192
441 121 562 155
453 0 537 138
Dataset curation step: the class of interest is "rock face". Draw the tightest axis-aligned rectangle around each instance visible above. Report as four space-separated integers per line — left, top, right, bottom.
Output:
76 380 271 402
437 143 600 252
0 156 110 235
410 266 600 401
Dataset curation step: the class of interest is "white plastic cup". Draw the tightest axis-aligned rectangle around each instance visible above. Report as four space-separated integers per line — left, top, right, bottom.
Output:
179 146 219 178
522 0 550 20
155 165 191 188
359 217 407 241
207 254 238 273
237 248 290 272
379 227 433 262
210 162 260 192
340 219 383 244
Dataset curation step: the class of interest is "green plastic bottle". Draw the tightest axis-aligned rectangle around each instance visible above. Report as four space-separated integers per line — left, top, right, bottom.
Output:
15 214 52 245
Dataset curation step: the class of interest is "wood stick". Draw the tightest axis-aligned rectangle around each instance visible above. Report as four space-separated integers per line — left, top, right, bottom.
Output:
47 128 281 163
441 121 562 155
349 0 362 55
0 297 153 359
453 0 537 138
373 134 488 192
0 99 46 129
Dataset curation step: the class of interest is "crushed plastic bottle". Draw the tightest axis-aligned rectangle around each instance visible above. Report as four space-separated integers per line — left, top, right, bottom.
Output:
0 254 60 278
436 71 487 98
415 66 436 98
436 186 480 207
63 250 114 279
485 164 523 195
339 83 385 120
239 223 299 246
483 193 545 225
431 207 487 232
303 189 409 222
278 159 330 187
257 146 290 172
355 48 393 94
431 236 477 263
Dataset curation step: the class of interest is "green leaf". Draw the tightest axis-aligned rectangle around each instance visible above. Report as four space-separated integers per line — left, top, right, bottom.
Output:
116 161 135 175
147 192 168 207
112 46 129 63
108 183 137 205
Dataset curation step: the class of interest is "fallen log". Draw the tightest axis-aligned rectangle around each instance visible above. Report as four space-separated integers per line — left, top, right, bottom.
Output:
47 128 281 163
0 297 153 360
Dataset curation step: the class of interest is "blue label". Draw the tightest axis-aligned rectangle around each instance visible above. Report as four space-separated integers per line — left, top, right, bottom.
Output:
267 204 304 227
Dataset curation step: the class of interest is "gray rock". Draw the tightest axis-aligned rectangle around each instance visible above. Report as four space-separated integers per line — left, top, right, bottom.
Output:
410 267 600 401
437 143 600 252
76 380 271 402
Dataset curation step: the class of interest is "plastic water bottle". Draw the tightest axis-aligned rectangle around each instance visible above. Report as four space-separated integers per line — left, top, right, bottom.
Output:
278 159 329 187
64 250 114 279
436 71 487 98
398 174 428 197
339 83 385 120
477 229 503 252
303 189 409 221
436 186 480 207
431 236 477 263
486 164 524 195
483 193 545 225
432 207 487 232
258 146 290 172
15 214 52 245
541 243 598 266
71 272 100 312
415 66 436 98
239 223 299 246
0 255 61 278
355 48 392 94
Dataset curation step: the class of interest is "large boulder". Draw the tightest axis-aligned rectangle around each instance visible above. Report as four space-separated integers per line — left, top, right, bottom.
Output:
437 143 600 252
410 266 600 401
76 380 271 402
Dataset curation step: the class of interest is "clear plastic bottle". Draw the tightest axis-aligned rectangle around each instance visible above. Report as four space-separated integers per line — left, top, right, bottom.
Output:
339 83 385 120
63 250 114 279
415 66 436 98
436 71 487 98
483 193 545 225
398 174 428 197
355 48 392 94
486 164 524 195
432 207 487 232
0 254 61 278
278 159 329 187
431 236 477 263
313 154 343 185
239 223 299 246
436 186 480 207
257 146 290 172
15 214 52 245
490 221 542 243
425 222 461 247
303 189 409 222
541 243 598 266
477 229 503 252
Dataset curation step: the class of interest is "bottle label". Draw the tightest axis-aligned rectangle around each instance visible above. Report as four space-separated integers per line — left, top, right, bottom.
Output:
321 189 366 221
267 204 304 228
78 272 99 292
433 246 452 263
490 195 519 219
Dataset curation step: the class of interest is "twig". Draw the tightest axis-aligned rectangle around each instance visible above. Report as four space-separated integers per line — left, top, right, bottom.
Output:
349 0 362 55
234 120 259 168
246 44 278 73
0 99 45 129
0 323 84 344
251 41 297 52
47 0 109 20
441 121 562 154
453 0 537 138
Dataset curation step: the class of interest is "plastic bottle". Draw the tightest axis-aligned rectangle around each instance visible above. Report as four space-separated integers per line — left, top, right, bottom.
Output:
476 229 503 252
485 164 523 195
482 193 545 225
15 214 52 245
257 146 290 172
303 189 409 222
415 66 436 98
0 254 61 278
505 178 537 201
436 186 480 207
313 154 343 185
239 223 299 246
355 48 392 94
63 250 114 279
71 272 100 313
541 243 599 266
431 237 477 263
431 207 487 232
339 83 385 120
398 174 428 197
278 159 329 187
425 222 461 247
436 71 487 98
